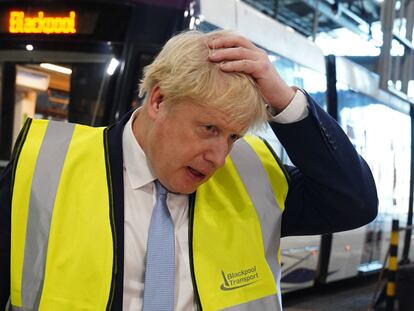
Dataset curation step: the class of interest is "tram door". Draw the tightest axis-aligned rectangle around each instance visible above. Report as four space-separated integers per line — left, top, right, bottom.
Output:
0 52 116 163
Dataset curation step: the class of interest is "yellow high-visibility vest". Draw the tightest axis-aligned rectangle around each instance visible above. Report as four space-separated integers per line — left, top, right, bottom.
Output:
10 119 288 311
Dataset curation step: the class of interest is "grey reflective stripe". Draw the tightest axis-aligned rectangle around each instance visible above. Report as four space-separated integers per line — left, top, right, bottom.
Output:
226 138 283 311
224 294 281 311
20 121 75 310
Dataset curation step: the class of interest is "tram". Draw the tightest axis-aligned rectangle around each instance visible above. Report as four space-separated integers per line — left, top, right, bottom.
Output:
196 0 414 293
321 55 413 283
0 0 190 168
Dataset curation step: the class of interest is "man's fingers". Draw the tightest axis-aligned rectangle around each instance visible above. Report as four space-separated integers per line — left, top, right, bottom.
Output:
208 38 270 78
208 34 256 50
219 59 262 75
209 46 270 78
209 47 259 62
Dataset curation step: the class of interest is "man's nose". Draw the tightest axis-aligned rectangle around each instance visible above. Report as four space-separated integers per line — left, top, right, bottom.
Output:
204 139 229 168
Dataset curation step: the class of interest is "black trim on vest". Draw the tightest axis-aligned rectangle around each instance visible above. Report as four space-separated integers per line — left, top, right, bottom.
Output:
188 192 202 310
106 111 133 310
104 127 117 310
11 118 32 195
261 138 291 185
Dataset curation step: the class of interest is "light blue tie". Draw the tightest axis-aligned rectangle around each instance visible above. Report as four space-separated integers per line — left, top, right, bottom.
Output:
142 180 175 311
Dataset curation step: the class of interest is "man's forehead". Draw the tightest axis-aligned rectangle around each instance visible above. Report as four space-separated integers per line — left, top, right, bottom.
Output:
198 104 252 133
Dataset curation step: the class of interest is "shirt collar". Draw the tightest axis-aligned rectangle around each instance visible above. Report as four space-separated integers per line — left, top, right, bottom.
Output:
122 108 156 189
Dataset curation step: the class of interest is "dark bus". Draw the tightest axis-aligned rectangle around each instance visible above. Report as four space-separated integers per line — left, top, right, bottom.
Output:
0 0 190 169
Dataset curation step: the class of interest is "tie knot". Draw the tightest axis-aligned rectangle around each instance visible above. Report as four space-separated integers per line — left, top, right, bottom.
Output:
155 180 167 197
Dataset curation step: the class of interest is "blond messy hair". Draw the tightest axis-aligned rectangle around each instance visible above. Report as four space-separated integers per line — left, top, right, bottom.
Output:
139 29 269 129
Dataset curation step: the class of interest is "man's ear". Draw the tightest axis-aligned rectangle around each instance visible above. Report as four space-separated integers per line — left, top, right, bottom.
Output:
147 84 164 120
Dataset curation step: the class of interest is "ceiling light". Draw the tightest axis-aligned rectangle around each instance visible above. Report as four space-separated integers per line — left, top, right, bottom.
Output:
106 58 120 76
40 63 72 75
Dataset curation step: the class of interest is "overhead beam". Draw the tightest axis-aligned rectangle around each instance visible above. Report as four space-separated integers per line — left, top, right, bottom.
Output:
300 0 371 37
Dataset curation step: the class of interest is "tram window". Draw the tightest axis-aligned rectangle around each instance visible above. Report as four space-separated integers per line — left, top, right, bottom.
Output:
69 63 109 125
269 54 327 110
256 52 327 166
9 61 113 149
338 89 411 219
12 64 71 144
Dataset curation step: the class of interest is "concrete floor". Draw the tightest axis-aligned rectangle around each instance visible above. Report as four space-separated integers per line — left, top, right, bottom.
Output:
282 276 382 311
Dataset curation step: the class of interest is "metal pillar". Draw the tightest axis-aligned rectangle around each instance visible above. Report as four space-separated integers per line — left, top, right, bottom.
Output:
401 0 414 93
401 103 414 264
392 0 405 85
386 220 399 311
273 0 280 18
311 0 320 42
379 0 396 90
401 21 414 259
379 0 414 95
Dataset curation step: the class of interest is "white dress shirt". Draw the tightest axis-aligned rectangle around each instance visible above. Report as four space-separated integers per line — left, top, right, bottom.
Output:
122 90 308 310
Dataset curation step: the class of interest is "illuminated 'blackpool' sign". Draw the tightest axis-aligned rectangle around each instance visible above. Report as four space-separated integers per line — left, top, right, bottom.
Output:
9 11 77 34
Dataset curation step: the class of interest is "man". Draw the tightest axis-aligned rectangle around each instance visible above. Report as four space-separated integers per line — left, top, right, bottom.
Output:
0 30 377 310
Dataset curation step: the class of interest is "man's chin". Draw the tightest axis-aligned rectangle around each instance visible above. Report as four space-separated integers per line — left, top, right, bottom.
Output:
169 181 204 195
166 173 213 194
171 185 198 195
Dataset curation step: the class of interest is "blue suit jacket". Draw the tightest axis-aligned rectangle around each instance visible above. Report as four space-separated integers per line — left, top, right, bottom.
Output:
0 94 378 309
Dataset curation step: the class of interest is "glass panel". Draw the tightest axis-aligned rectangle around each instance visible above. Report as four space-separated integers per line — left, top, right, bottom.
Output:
69 62 110 125
337 83 411 270
13 64 71 145
253 52 327 166
270 54 327 110
9 60 114 149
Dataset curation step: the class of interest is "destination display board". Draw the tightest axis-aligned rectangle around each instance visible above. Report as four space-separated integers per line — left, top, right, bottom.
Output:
1 9 97 35
9 11 77 34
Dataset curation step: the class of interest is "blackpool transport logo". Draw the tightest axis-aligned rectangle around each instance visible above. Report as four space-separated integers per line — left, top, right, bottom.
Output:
220 266 259 291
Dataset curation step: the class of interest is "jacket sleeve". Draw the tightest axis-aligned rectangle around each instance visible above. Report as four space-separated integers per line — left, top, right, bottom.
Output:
270 93 378 237
0 161 12 308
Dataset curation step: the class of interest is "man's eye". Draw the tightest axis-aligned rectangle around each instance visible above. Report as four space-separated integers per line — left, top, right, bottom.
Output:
205 125 217 133
230 134 241 143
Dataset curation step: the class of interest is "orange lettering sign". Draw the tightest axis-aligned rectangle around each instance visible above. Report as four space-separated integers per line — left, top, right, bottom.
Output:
9 11 76 34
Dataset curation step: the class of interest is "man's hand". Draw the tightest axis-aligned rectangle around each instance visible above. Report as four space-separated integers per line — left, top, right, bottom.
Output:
208 34 296 114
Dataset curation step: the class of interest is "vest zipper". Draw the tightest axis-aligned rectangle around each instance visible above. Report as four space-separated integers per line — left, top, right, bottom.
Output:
104 128 117 310
188 192 202 310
